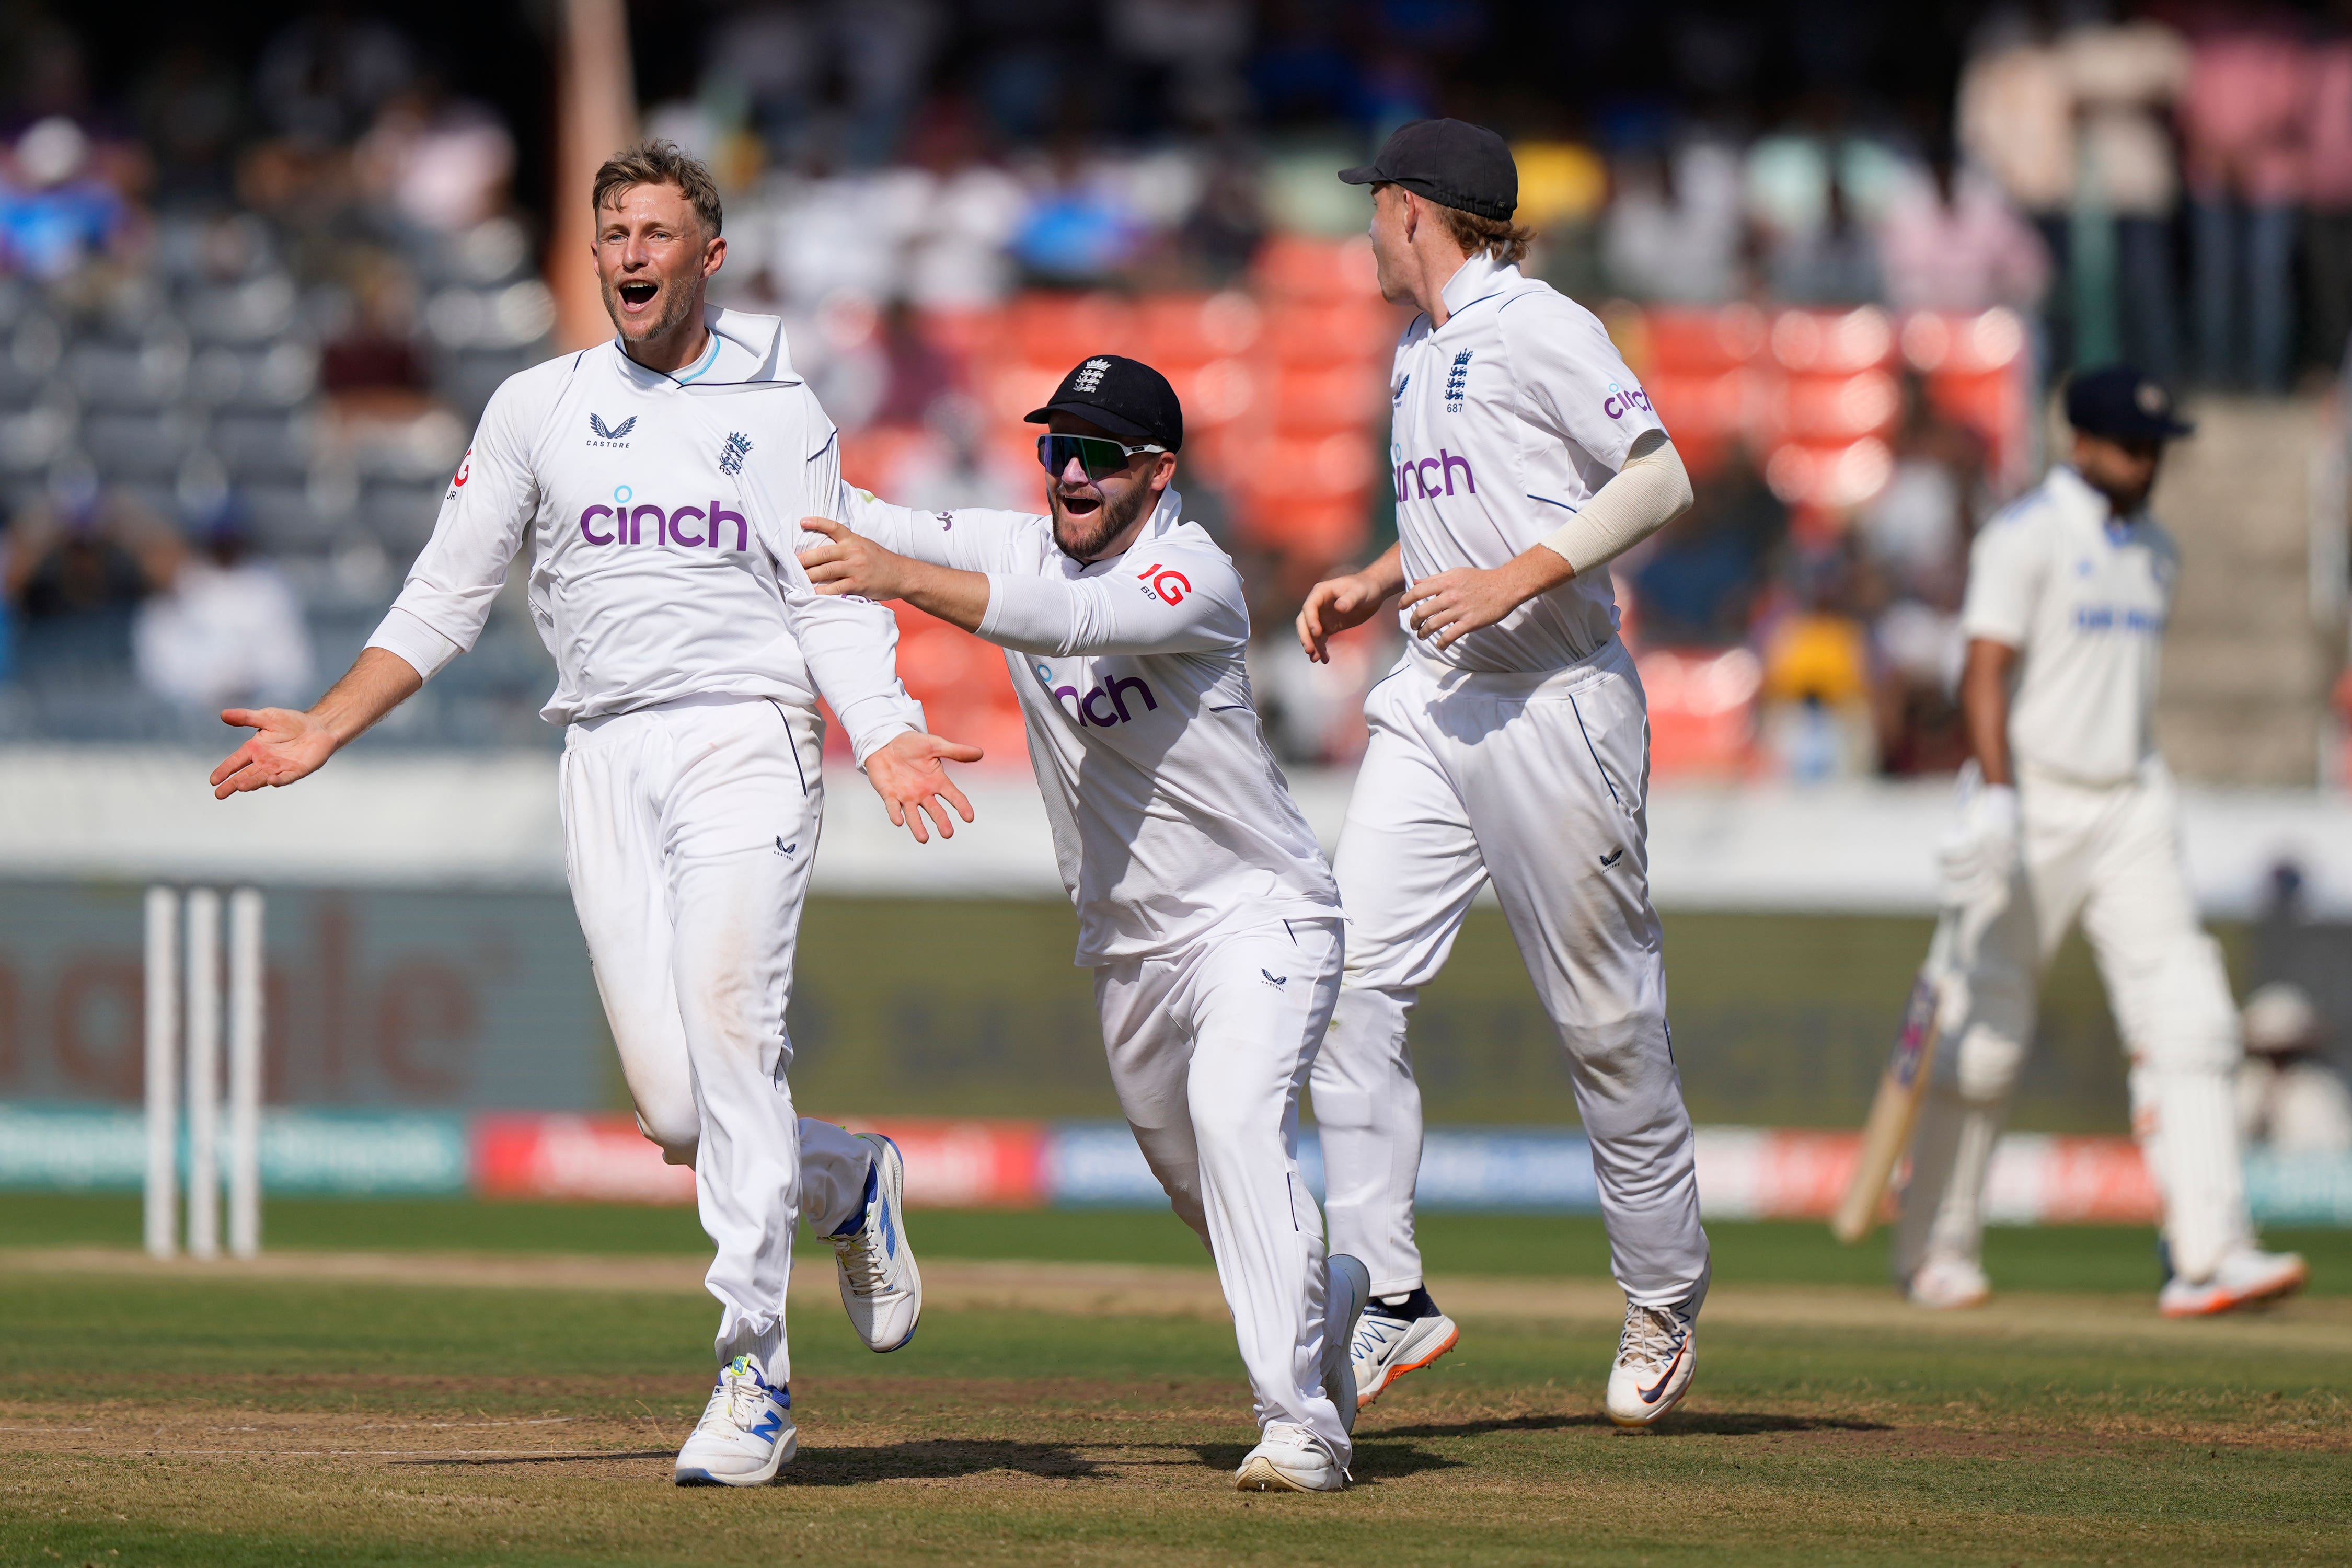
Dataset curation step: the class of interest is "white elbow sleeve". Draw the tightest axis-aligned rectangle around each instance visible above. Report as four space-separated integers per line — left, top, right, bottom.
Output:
364 606 465 682
1538 437 1694 576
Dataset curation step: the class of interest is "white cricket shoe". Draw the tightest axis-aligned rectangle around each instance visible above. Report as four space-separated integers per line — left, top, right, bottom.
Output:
1605 1297 1699 1428
674 1354 795 1486
1350 1286 1461 1410
1234 1421 1346 1492
2159 1247 2309 1319
1905 1252 1993 1310
829 1132 922 1352
1322 1254 1370 1436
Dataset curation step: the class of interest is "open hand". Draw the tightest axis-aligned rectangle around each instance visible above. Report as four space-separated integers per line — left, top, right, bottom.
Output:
863 730 984 844
802 516 913 600
1296 570 1392 663
210 707 340 799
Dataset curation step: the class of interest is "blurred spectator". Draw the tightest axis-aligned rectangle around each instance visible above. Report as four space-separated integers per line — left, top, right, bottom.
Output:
1604 141 1745 303
131 44 245 209
1958 11 2076 355
1877 149 2050 313
353 84 515 234
1630 447 1787 645
1108 0 1252 134
252 13 414 148
2238 982 2352 1154
2062 14 2190 383
319 250 428 404
2180 18 2312 391
2 478 177 678
133 496 314 711
2304 21 2352 370
0 118 131 280
1765 174 1881 306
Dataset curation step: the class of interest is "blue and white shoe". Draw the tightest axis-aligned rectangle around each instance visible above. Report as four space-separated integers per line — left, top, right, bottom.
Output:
1322 1254 1371 1436
674 1354 795 1486
1350 1286 1461 1410
1605 1297 1698 1428
829 1132 922 1352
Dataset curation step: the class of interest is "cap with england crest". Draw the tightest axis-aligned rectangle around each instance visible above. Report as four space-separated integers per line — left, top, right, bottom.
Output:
1025 354 1185 451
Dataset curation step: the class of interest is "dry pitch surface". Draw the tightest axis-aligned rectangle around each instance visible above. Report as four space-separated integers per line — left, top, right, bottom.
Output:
5 1227 2350 1568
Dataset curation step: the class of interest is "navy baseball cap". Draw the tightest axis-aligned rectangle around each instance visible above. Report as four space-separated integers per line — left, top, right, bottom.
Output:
1025 354 1183 451
2066 366 2195 443
1339 118 1518 221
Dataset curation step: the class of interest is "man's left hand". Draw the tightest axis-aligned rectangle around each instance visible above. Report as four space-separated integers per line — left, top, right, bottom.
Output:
1398 549 1571 651
802 516 910 599
863 730 983 844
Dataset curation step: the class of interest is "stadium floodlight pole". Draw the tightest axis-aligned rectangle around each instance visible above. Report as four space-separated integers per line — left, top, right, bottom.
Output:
143 886 179 1260
185 887 222 1262
227 889 264 1260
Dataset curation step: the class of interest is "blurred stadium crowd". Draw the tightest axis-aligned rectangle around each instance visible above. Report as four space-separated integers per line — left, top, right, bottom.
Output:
1 2 2347 775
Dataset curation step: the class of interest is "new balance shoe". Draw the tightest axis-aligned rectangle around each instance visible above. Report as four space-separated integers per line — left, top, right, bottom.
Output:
1350 1285 1460 1410
674 1354 795 1486
1605 1296 1699 1428
1322 1253 1370 1436
1235 1420 1347 1492
829 1132 922 1352
1904 1252 1993 1310
2158 1246 2309 1319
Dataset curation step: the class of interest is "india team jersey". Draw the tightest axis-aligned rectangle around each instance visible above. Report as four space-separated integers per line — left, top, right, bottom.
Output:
365 307 919 758
1959 464 2178 785
1387 252 1667 674
841 487 1340 965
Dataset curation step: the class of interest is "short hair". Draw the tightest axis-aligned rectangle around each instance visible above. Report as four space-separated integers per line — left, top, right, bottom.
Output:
1434 202 1536 267
592 140 724 237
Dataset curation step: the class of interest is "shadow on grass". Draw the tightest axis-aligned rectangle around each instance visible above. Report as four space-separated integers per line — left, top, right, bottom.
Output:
1372 1412 1892 1440
396 1449 677 1467
785 1440 1115 1483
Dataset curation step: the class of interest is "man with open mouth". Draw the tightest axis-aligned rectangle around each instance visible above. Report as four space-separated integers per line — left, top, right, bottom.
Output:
799 355 1372 1493
207 140 974 1486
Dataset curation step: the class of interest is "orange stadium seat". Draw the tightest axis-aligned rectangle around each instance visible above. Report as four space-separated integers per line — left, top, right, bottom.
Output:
1771 370 1901 443
1636 647 1762 778
1640 305 1767 376
1767 307 1895 374
1762 435 1895 514
1252 234 1381 300
1136 291 1264 363
1897 308 2027 375
1164 358 1260 429
1267 361 1387 432
1001 292 1140 365
1235 495 1371 561
1264 299 1396 363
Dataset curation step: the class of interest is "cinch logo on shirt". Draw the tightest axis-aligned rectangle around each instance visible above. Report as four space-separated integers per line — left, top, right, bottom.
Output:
2072 605 2164 633
1392 448 1478 501
1601 381 1652 420
1033 661 1160 728
577 487 748 549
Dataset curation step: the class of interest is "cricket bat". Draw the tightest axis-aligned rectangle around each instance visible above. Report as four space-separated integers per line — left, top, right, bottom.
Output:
1831 912 1956 1244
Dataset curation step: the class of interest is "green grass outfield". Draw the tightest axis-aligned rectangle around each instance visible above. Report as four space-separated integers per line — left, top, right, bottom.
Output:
3 1201 2348 1565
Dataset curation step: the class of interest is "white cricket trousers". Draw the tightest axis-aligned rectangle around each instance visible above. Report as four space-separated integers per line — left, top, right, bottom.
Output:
1095 916 1352 1465
1311 642 1710 1309
1898 757 2251 1283
561 695 872 1381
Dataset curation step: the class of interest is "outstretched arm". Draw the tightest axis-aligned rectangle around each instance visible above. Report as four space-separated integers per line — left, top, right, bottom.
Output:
801 515 991 631
1297 543 1406 663
209 647 422 798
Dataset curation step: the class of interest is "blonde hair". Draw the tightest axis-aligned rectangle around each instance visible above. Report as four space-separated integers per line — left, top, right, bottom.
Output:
1436 203 1535 266
592 140 724 236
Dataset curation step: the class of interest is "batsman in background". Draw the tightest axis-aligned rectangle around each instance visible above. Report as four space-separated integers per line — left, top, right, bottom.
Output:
1895 367 2307 1318
1298 121 1711 1426
207 143 971 1485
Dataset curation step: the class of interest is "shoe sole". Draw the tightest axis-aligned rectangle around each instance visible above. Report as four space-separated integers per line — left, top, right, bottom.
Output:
674 1432 798 1486
1235 1454 1343 1492
851 1133 923 1353
1323 1256 1371 1436
1906 1286 1992 1311
2160 1260 2311 1319
1356 1317 1461 1410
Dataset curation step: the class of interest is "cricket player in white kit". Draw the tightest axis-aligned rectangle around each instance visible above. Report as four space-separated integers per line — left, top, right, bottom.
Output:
802 355 1370 1493
1298 121 1711 1426
208 144 972 1484
1896 366 2308 1319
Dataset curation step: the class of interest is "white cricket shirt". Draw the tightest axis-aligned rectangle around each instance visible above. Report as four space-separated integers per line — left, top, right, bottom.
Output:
365 307 920 759
1959 463 2178 785
842 486 1340 966
1387 252 1666 673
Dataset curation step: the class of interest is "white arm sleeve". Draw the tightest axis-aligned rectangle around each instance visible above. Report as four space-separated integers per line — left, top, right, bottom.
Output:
364 383 536 681
1536 432 1693 575
977 548 1248 658
766 426 924 764
832 489 1034 574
